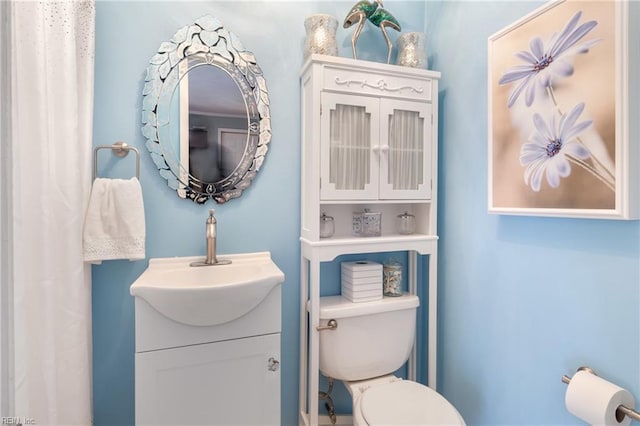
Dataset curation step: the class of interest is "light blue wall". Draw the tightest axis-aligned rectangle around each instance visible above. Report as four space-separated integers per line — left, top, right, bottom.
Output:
94 1 639 425
92 2 426 425
427 1 640 425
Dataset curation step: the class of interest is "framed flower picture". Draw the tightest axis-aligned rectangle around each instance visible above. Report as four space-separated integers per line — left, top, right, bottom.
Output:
488 0 638 219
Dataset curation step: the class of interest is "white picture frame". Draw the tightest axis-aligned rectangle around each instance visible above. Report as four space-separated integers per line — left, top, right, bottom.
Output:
487 0 638 219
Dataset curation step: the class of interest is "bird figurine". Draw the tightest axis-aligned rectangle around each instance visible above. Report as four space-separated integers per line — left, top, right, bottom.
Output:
368 4 401 64
343 0 379 60
343 0 401 63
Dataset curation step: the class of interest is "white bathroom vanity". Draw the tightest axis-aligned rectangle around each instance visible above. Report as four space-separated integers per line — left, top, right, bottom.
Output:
130 252 284 425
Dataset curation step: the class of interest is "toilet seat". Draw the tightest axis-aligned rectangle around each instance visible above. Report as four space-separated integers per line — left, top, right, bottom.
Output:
358 380 465 425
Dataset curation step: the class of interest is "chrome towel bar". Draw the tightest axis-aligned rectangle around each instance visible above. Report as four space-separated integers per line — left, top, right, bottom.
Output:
93 141 140 180
562 366 640 423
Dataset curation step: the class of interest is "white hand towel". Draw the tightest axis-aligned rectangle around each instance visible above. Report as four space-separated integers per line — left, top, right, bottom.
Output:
83 177 145 264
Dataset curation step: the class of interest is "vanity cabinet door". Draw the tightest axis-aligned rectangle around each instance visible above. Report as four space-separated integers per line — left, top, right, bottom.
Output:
379 98 433 200
135 333 280 425
320 92 380 201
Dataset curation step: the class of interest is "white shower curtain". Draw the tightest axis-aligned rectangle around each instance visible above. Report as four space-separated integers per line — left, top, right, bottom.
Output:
2 1 95 424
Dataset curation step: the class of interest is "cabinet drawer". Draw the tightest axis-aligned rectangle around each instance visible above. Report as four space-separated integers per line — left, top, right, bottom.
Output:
323 65 433 102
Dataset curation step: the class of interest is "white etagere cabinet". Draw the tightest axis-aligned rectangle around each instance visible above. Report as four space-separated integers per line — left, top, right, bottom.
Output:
299 54 441 426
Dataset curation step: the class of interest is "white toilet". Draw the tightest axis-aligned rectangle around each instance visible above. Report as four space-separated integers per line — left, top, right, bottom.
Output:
318 294 465 425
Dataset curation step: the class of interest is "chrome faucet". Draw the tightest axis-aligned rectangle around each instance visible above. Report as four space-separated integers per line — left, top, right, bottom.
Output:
190 209 231 267
205 209 217 264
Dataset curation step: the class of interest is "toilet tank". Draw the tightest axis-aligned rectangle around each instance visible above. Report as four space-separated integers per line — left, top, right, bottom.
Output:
317 294 419 381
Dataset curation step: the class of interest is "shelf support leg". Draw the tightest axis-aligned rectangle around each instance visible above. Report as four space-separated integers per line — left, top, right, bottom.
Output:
408 251 418 382
309 257 321 426
428 247 438 389
299 257 309 425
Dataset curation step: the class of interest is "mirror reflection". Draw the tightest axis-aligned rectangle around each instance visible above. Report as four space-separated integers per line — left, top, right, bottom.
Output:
177 62 248 185
141 15 271 204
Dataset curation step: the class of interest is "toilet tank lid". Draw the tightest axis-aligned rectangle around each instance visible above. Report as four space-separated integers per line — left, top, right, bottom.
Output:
315 294 419 319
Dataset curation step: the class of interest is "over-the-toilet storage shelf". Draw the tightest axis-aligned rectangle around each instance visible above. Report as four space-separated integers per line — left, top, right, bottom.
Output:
299 54 441 426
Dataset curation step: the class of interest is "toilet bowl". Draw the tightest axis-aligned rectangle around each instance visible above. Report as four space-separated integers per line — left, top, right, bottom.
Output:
318 294 465 425
345 375 465 425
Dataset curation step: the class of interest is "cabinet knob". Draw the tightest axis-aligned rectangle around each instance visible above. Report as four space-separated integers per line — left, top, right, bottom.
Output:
372 145 380 153
380 145 390 153
268 357 280 372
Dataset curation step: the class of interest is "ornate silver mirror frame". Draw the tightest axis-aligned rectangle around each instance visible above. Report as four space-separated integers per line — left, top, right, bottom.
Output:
141 15 271 204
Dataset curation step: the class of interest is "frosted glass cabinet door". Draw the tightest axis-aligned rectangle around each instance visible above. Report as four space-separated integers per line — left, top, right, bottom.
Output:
135 333 280 425
379 99 432 200
320 92 380 200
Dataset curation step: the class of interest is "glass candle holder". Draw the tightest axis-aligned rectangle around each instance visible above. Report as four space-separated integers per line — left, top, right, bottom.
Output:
396 211 416 235
395 32 427 69
319 213 335 238
304 14 338 59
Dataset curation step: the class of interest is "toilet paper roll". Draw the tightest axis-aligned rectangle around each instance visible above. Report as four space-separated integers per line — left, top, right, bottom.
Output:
565 370 635 426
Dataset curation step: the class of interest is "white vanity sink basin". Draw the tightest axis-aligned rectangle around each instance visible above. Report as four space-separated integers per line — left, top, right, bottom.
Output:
130 251 284 326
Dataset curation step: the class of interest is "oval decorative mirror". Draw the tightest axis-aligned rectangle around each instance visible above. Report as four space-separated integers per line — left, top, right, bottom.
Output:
141 15 271 204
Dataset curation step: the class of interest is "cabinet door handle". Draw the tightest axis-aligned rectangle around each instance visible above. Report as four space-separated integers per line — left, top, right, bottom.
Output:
268 357 280 372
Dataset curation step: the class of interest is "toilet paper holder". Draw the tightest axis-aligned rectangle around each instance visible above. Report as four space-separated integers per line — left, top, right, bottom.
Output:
562 366 640 423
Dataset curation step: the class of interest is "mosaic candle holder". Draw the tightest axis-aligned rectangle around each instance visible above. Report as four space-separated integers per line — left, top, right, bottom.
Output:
304 14 339 59
395 31 427 69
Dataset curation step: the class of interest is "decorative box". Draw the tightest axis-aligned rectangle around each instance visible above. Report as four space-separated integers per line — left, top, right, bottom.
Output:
352 209 381 237
341 261 382 302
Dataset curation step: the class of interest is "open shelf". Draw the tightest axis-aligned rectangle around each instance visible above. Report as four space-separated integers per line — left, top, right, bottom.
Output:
308 202 435 242
301 235 437 262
